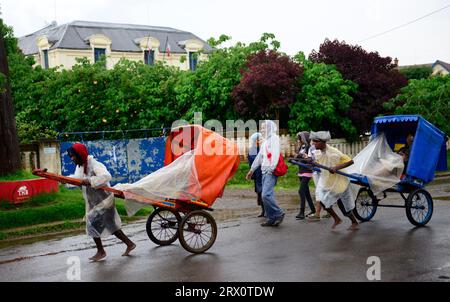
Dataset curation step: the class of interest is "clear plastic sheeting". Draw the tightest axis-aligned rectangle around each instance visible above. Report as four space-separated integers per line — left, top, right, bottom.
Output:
67 155 122 238
314 146 354 211
346 132 404 196
314 132 404 212
114 150 201 216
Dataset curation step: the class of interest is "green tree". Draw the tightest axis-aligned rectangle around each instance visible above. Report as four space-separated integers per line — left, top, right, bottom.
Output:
310 39 408 135
0 17 21 175
289 52 358 139
27 58 181 134
0 14 17 55
399 66 432 80
384 75 450 135
10 53 182 142
3 13 59 144
175 33 280 122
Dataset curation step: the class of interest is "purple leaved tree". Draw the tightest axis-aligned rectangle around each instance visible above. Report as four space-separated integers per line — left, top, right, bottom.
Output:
310 39 408 134
232 49 302 122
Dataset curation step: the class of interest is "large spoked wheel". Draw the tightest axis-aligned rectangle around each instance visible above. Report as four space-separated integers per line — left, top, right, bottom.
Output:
178 210 217 254
353 188 378 222
146 207 182 246
406 189 433 227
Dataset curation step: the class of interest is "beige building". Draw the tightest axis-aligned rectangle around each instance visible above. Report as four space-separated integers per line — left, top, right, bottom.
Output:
18 20 212 71
398 60 450 77
431 60 450 76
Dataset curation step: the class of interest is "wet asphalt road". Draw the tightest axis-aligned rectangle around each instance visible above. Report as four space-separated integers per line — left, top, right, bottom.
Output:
1 182 450 282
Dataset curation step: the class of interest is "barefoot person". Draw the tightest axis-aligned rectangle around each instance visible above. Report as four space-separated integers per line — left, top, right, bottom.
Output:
67 143 136 261
310 132 359 231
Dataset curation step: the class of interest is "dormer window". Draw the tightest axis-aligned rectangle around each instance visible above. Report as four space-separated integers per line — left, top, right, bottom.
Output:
94 48 106 63
137 37 160 66
86 34 111 67
144 49 155 65
189 52 198 71
36 36 51 69
42 49 49 69
183 39 204 71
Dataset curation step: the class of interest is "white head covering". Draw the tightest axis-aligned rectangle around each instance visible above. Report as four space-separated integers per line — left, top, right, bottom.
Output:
297 131 310 147
310 131 331 142
262 120 278 139
250 132 262 146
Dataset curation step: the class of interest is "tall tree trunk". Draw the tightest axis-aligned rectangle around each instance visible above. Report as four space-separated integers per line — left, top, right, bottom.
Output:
0 32 21 176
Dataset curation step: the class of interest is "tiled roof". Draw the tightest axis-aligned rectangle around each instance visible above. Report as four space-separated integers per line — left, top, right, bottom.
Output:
18 20 212 55
432 60 450 72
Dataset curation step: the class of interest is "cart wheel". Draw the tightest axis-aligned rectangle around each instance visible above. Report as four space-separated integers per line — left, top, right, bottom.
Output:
178 210 217 254
353 188 378 222
146 207 181 245
406 189 433 227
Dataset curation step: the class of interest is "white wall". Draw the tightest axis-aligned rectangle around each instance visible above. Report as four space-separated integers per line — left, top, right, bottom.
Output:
432 64 449 76
31 48 205 71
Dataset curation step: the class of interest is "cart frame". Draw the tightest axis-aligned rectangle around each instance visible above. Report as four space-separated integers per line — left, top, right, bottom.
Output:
289 115 447 227
32 169 218 253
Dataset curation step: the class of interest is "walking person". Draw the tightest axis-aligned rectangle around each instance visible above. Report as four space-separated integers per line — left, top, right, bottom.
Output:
246 120 285 227
248 132 264 217
295 131 316 220
67 143 136 261
307 139 330 222
310 131 359 230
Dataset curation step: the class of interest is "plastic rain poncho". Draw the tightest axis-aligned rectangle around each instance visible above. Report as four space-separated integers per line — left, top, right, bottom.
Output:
315 132 404 212
313 145 354 211
250 120 280 174
114 150 201 216
68 155 121 238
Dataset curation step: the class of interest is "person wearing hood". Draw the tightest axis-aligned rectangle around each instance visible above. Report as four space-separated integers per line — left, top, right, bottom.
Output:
295 131 316 220
246 121 285 226
309 131 359 231
248 132 264 217
67 143 136 261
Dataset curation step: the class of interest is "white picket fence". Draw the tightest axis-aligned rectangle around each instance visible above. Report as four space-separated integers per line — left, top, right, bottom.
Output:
20 135 449 172
231 134 370 160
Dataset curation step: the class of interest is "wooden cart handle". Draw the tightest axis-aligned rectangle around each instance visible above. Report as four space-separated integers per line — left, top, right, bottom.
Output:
32 169 125 198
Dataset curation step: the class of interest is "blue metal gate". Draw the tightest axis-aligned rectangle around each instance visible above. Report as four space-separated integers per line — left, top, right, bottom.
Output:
60 136 166 186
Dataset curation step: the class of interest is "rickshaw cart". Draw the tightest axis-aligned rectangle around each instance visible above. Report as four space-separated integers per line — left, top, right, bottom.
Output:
33 125 240 254
290 115 447 227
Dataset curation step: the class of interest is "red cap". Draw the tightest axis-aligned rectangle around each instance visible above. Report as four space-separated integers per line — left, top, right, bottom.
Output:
71 143 89 174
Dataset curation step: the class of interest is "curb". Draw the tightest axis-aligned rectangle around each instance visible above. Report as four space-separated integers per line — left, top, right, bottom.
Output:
435 173 450 178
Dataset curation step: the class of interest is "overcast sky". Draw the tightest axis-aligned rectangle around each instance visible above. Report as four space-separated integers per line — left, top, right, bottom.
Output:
1 0 449 65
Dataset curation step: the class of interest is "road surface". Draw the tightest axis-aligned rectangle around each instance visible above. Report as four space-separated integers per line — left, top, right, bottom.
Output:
1 182 450 282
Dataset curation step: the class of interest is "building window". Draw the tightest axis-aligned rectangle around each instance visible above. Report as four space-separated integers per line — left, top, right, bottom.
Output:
144 50 155 65
189 52 198 71
42 49 49 69
94 48 106 63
